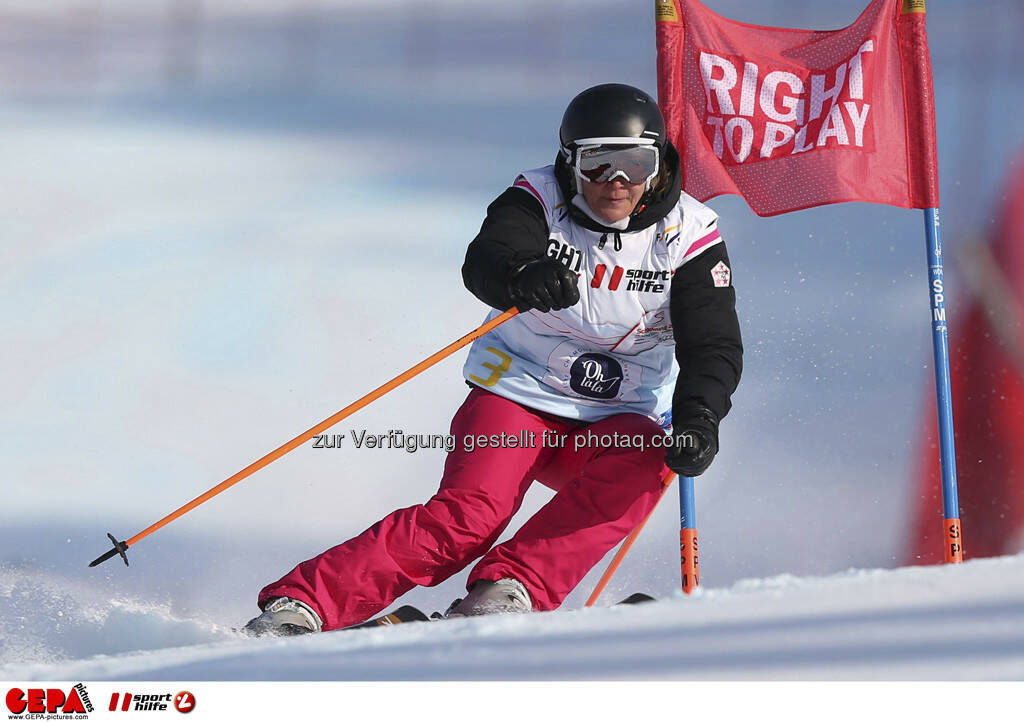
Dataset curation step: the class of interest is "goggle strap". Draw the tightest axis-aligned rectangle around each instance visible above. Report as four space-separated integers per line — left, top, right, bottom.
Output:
571 136 657 147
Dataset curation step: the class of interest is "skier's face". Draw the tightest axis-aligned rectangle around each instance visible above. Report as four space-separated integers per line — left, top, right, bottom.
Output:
580 177 646 224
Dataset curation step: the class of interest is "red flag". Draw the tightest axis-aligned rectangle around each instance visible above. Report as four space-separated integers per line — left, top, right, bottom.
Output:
656 0 939 216
908 153 1024 563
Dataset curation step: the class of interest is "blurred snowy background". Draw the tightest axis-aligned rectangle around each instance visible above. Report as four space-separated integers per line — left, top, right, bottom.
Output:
2 0 1023 664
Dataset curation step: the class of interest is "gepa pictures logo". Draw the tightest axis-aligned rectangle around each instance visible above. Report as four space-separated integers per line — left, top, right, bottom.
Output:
6 684 94 716
698 39 875 164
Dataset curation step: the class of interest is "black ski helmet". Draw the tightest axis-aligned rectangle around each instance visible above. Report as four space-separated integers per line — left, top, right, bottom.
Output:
559 83 666 156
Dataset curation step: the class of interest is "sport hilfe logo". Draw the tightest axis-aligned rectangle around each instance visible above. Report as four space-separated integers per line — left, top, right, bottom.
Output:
591 264 670 293
107 691 196 713
174 691 196 714
6 685 94 716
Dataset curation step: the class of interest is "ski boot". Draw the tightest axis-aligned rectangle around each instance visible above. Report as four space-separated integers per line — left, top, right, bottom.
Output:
242 597 323 637
446 578 532 617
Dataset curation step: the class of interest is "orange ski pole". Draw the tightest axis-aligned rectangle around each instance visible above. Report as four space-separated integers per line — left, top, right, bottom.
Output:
89 308 520 568
585 468 675 607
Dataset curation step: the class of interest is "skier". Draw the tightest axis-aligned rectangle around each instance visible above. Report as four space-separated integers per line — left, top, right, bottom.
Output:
244 84 743 635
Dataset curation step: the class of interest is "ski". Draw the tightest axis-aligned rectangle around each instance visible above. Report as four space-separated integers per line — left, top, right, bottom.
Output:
616 592 655 604
339 592 655 632
343 605 430 629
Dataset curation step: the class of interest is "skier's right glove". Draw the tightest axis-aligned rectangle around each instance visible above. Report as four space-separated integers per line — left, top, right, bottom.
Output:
665 407 719 477
508 258 580 313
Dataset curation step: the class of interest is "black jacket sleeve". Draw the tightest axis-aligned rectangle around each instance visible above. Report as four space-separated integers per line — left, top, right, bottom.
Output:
462 187 549 310
670 241 743 431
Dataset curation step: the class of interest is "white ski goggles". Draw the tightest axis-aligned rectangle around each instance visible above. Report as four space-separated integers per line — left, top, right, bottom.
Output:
571 138 660 185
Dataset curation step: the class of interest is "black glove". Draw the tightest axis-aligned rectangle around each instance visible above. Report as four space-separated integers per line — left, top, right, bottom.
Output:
665 408 719 477
508 258 580 313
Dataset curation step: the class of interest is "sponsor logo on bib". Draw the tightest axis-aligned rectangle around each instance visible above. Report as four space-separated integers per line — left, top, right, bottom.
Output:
569 353 623 399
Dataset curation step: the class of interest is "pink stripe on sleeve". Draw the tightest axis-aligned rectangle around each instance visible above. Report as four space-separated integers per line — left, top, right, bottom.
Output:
512 176 547 214
682 229 721 259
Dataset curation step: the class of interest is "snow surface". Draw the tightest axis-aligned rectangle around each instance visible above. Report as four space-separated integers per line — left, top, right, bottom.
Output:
3 554 1023 681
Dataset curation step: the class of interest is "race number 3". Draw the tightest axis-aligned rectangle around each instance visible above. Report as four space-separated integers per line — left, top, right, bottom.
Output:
469 347 511 387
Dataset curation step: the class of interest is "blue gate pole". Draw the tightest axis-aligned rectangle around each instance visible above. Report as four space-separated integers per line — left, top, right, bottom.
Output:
924 207 964 562
679 474 699 592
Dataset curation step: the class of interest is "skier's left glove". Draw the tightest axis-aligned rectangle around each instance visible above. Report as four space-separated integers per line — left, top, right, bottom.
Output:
665 407 719 477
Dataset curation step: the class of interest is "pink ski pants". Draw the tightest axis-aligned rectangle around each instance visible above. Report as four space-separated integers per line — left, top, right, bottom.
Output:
259 387 667 630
